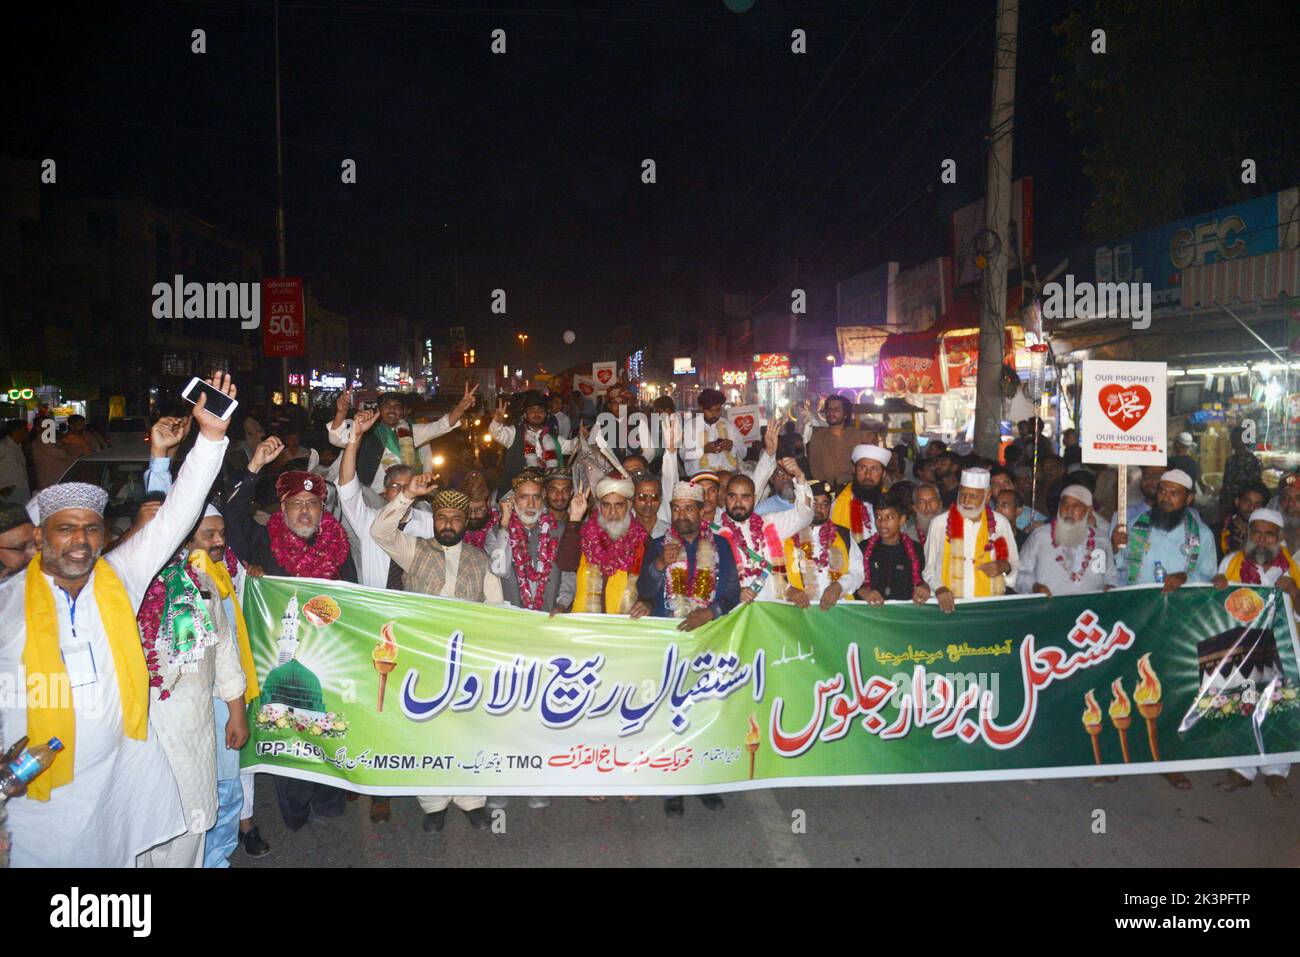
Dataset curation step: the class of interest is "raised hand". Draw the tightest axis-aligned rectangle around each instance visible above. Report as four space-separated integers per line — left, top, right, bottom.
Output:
150 416 186 457
354 408 380 435
406 472 438 498
499 497 514 527
764 422 779 458
453 381 480 418
248 436 284 473
336 389 353 417
192 372 237 441
568 484 590 522
494 397 510 423
660 539 682 568
777 456 804 483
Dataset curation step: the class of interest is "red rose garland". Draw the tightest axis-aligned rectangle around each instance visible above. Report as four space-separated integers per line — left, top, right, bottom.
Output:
849 497 874 539
580 512 648 576
796 521 840 572
463 508 499 549
719 510 773 587
508 510 560 610
1050 519 1098 583
860 533 923 590
1240 550 1289 584
267 510 351 579
138 545 243 700
945 505 1010 562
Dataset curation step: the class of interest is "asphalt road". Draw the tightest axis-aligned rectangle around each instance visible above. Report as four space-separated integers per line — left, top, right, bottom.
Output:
231 770 1298 867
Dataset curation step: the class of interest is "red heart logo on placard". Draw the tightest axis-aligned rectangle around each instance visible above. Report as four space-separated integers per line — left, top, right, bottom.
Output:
734 415 755 437
1098 384 1151 432
577 380 594 396
596 368 612 384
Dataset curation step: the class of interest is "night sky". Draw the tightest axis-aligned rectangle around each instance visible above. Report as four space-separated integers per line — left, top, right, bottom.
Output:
5 0 1091 370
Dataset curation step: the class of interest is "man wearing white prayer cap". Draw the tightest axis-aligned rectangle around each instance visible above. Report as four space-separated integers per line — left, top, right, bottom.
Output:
1017 483 1112 599
1111 467 1215 594
1212 505 1297 798
922 467 1019 613
830 444 893 544
0 374 237 867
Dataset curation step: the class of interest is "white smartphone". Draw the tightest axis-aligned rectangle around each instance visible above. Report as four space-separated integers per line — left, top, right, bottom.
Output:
180 377 239 421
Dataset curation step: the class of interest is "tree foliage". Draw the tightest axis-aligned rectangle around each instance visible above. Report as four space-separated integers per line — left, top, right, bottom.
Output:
1052 0 1299 239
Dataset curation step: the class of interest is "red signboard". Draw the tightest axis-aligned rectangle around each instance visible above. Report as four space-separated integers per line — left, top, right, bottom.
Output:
262 278 306 358
752 353 791 380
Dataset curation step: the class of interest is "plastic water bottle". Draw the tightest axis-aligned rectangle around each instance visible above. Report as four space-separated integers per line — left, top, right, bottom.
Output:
1153 561 1166 584
0 737 64 800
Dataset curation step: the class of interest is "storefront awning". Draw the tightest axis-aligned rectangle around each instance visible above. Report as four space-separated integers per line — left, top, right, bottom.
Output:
876 288 1023 393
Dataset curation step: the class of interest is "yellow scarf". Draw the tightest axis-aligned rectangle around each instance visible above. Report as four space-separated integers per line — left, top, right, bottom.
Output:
1224 548 1300 590
573 555 638 614
940 510 1005 599
783 530 850 598
188 549 260 699
22 556 149 801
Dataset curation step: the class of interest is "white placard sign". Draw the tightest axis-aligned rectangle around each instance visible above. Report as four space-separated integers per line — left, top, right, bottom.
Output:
727 404 763 444
1080 360 1167 466
591 362 618 390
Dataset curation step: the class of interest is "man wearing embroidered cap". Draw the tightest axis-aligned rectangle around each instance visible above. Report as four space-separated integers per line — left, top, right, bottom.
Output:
831 444 891 545
370 475 502 833
0 373 237 867
1017 485 1112 598
632 480 740 818
1213 507 1296 798
922 467 1019 613
224 436 357 833
1112 469 1215 591
487 468 574 615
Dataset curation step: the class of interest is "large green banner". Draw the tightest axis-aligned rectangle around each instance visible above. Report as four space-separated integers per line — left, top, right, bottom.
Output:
239 579 1300 795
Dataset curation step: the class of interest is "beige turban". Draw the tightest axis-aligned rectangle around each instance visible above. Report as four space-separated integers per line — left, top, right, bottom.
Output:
595 476 634 500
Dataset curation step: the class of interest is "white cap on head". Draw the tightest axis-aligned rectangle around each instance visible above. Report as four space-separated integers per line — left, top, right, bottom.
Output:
594 476 634 500
852 444 892 466
203 503 223 519
1059 484 1093 508
959 468 990 490
1249 508 1284 529
671 481 703 503
1160 469 1193 490
35 483 109 524
1176 431 1196 447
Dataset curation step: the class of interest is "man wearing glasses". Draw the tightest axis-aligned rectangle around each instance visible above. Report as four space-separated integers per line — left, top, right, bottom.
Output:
0 504 36 582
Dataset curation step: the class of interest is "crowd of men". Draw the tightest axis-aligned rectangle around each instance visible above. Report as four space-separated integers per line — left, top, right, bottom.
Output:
1 375 1297 869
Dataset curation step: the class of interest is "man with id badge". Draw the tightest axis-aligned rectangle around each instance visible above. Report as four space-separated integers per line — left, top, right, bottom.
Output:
0 373 236 867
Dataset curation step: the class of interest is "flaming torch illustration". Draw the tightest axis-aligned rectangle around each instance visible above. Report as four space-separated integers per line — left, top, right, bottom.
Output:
372 621 399 712
1108 678 1132 763
745 714 761 780
1082 690 1103 765
1133 652 1163 761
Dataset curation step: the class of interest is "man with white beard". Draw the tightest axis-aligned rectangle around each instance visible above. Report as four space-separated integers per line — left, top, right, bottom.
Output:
922 468 1019 613
558 476 651 615
1278 474 1300 557
1212 508 1297 798
486 467 574 811
1017 486 1112 597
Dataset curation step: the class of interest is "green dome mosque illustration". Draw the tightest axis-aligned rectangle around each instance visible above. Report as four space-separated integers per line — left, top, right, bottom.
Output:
258 593 327 717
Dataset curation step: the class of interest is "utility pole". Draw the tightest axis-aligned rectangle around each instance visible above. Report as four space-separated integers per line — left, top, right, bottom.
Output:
274 0 289 406
973 0 1020 459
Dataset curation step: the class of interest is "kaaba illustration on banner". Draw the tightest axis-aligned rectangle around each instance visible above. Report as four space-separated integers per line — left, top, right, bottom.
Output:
1196 626 1283 697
